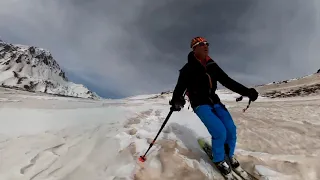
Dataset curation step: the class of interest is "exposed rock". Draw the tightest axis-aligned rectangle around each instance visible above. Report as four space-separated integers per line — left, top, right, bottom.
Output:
262 84 320 98
13 71 19 78
28 46 35 54
15 54 22 63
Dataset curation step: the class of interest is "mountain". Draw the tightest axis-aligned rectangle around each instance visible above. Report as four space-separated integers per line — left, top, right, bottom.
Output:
255 73 320 98
0 40 100 99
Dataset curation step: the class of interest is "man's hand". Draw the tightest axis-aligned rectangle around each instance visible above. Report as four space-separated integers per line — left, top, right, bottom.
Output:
248 88 258 102
169 96 186 111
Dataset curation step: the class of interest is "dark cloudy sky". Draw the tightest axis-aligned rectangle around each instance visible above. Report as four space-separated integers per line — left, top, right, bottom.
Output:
0 0 319 98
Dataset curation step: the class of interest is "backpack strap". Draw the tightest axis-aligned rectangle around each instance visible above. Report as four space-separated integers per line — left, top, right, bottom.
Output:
206 73 212 89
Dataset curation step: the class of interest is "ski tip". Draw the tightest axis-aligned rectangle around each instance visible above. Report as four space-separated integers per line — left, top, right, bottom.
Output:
197 137 204 142
139 156 146 162
197 138 207 146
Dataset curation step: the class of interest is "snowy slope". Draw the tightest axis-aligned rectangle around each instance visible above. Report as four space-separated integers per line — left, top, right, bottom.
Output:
0 87 319 180
0 40 100 99
256 73 320 98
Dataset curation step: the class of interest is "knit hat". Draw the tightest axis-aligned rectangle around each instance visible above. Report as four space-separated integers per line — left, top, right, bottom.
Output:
190 36 208 49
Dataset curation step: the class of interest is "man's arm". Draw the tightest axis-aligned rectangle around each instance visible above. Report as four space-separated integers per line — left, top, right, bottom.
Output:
171 67 188 101
206 60 250 97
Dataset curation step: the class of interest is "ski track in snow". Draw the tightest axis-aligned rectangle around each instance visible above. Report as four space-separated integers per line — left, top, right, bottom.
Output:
0 88 319 180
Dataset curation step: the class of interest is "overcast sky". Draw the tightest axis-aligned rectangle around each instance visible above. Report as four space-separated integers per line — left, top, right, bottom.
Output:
0 0 319 98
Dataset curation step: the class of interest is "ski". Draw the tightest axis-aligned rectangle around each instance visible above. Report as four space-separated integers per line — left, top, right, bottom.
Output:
226 156 255 180
225 155 255 180
197 138 257 180
198 138 241 180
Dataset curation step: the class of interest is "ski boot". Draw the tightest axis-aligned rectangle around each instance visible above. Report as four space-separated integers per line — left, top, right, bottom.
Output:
214 160 237 180
229 157 240 168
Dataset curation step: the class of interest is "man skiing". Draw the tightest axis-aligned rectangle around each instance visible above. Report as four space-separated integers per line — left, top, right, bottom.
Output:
169 36 258 177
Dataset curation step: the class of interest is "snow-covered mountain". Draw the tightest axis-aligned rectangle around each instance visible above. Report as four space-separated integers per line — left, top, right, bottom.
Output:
0 40 100 99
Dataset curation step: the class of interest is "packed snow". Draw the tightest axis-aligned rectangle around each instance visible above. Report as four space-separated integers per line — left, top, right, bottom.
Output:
0 85 319 180
0 40 100 99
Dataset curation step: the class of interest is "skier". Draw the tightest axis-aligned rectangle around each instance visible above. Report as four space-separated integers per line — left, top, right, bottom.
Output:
169 36 259 177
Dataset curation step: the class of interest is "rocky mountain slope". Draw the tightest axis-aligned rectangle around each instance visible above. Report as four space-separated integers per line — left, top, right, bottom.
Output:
0 40 100 99
255 72 320 98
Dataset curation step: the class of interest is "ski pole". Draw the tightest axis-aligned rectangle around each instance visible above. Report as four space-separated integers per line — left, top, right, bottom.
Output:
139 107 174 162
139 91 187 162
236 96 252 112
242 99 252 112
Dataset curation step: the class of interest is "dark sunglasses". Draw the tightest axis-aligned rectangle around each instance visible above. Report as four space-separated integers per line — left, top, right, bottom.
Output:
199 42 209 46
192 41 210 48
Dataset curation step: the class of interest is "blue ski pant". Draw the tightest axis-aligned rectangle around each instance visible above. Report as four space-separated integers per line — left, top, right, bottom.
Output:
194 104 237 163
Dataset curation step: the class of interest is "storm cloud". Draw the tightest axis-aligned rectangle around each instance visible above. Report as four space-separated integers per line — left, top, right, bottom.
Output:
0 0 319 98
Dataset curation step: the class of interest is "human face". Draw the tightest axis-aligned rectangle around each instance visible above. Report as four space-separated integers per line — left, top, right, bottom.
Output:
193 41 209 59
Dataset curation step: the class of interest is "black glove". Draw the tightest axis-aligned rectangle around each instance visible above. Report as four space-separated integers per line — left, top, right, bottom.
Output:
247 88 258 102
169 96 186 111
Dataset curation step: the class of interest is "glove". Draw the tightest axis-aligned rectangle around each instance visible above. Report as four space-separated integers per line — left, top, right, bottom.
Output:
247 88 258 102
169 96 186 111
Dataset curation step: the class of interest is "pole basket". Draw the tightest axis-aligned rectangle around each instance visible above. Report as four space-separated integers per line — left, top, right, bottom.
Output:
139 156 146 162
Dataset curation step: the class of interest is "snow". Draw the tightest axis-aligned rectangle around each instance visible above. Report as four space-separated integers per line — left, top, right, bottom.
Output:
254 165 292 180
125 94 161 100
0 86 319 180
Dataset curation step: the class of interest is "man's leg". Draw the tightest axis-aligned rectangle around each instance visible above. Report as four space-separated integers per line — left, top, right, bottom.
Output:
194 105 226 163
212 104 237 158
214 104 251 176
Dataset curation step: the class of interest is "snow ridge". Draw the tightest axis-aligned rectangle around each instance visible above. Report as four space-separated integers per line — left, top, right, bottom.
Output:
0 40 100 99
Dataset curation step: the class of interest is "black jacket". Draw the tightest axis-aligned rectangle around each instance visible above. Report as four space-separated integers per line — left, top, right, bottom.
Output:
171 51 251 109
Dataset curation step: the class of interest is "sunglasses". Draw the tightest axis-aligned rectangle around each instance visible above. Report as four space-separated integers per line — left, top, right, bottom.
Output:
192 41 210 48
